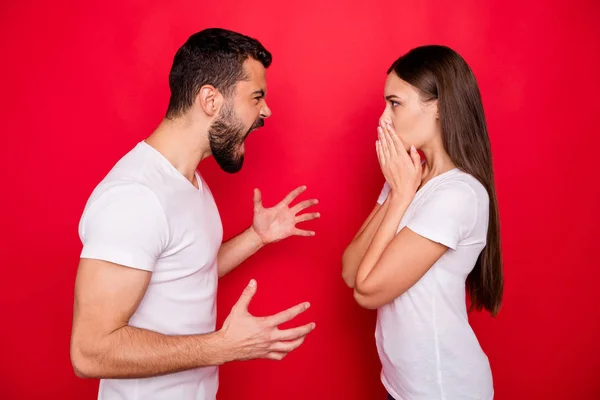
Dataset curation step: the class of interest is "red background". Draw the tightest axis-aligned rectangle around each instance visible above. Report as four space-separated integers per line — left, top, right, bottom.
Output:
1 0 599 399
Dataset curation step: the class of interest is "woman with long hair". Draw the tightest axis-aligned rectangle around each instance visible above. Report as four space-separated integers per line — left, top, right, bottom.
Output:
342 45 503 400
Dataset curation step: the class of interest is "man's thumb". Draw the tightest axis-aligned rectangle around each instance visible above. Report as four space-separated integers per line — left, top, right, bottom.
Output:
234 279 257 312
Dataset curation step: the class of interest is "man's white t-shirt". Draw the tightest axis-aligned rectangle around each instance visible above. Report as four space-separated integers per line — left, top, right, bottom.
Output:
78 141 223 400
375 168 494 400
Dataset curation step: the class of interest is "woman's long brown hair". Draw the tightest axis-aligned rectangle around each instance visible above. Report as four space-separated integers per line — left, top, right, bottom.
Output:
388 45 503 316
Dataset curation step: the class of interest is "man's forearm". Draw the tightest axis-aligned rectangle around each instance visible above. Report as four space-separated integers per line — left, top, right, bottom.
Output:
71 326 231 379
217 227 265 278
342 199 390 287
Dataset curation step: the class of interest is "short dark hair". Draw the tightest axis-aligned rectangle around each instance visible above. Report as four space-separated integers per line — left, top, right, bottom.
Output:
166 28 272 118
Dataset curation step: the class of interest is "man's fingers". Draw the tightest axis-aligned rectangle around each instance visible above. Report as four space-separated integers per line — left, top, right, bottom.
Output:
294 228 316 237
253 189 263 211
266 302 311 326
270 336 306 353
266 352 287 361
275 322 316 341
295 212 320 224
233 279 257 312
291 199 319 214
280 186 307 207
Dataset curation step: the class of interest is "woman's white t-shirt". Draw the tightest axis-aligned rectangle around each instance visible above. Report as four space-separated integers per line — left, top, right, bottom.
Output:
376 168 494 400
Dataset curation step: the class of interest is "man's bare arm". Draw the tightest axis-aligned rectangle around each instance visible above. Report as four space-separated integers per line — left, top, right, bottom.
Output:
217 186 319 278
217 227 264 278
70 259 315 379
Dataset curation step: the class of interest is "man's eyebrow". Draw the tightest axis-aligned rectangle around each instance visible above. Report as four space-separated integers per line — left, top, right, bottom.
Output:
252 89 266 97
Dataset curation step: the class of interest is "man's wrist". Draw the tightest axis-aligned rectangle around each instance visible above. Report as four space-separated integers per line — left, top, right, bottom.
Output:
247 226 268 248
201 329 233 366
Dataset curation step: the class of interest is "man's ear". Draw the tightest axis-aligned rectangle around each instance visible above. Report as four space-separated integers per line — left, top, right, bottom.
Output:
196 85 223 117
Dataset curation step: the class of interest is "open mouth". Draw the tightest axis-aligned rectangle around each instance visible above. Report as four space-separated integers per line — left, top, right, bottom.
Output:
244 124 262 140
249 119 264 134
240 119 265 149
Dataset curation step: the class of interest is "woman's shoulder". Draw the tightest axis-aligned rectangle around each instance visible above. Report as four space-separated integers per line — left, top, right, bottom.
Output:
454 169 488 204
427 168 489 205
432 168 488 202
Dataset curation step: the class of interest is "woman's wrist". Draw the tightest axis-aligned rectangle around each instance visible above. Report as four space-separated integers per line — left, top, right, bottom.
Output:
387 189 412 209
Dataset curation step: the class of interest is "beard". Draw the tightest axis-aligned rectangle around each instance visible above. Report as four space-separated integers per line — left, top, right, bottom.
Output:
208 102 264 174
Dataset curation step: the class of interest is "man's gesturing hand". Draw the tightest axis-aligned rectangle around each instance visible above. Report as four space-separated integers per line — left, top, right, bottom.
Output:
217 280 315 362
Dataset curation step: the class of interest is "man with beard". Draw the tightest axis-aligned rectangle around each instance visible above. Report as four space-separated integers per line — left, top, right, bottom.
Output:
69 28 319 400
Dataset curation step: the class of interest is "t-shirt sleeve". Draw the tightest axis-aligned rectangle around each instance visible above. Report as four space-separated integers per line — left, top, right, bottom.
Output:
405 182 478 250
377 182 391 205
78 183 169 271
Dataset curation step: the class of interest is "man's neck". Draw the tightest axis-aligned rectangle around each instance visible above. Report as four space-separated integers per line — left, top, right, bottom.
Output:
144 116 212 185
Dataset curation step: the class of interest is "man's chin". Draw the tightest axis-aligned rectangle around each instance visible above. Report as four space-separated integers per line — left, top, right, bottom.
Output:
216 156 244 174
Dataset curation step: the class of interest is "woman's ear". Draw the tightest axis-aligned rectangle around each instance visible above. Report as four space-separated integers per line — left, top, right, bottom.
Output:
432 99 439 120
